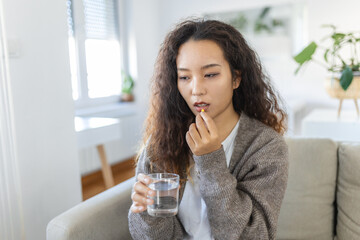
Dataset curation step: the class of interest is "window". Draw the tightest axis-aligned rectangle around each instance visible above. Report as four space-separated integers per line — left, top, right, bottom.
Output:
67 0 122 107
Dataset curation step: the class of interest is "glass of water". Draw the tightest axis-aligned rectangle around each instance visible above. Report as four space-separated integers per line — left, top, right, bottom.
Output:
146 173 180 217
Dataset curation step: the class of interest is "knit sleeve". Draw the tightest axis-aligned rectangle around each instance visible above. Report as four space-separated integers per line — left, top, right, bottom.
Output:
193 133 289 240
128 147 185 240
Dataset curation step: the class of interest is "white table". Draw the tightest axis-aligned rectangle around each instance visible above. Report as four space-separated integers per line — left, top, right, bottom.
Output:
302 109 360 142
75 117 121 189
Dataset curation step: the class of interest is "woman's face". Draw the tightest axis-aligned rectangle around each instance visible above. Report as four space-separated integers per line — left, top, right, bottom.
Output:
176 39 240 122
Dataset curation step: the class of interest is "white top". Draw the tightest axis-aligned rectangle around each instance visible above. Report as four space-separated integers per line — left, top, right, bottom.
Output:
178 119 240 239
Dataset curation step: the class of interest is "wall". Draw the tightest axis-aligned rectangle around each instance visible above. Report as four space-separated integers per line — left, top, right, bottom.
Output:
129 0 161 134
2 0 82 239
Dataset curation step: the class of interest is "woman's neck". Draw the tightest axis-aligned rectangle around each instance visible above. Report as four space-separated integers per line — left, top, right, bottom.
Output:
214 110 240 143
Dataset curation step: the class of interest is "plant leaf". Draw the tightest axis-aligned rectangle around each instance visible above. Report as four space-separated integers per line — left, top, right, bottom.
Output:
321 24 336 30
294 42 317 64
323 49 330 63
332 33 346 40
121 71 134 94
259 7 270 19
340 66 353 90
331 33 346 47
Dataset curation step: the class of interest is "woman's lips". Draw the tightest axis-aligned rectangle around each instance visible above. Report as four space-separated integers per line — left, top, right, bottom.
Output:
194 102 210 112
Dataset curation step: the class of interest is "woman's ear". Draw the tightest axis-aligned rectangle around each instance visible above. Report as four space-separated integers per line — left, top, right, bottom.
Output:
233 70 241 89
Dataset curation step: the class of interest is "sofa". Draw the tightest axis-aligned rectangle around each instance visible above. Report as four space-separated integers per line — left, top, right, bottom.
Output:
47 138 360 240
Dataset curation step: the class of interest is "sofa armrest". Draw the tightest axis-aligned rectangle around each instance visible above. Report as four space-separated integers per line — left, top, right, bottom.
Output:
47 177 135 240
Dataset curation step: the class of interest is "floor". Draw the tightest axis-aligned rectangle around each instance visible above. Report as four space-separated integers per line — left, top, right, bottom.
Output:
81 156 136 200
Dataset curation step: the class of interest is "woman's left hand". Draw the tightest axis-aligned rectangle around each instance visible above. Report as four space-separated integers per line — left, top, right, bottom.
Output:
186 111 222 156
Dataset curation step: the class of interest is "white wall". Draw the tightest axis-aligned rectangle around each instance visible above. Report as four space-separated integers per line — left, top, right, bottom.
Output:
125 0 161 141
2 0 82 239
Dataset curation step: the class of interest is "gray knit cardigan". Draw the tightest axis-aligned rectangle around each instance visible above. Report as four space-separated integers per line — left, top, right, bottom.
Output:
128 113 289 240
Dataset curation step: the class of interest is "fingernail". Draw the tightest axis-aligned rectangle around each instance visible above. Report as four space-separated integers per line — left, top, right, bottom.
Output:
146 199 152 204
148 190 155 196
138 206 144 211
144 178 150 184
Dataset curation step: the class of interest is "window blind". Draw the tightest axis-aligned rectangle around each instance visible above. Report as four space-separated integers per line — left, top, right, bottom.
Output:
66 0 74 37
83 0 119 40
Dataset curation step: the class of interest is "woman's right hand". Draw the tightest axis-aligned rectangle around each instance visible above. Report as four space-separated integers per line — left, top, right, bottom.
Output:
130 173 155 213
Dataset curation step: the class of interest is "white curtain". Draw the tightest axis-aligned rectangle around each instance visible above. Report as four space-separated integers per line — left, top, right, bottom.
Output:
0 0 25 238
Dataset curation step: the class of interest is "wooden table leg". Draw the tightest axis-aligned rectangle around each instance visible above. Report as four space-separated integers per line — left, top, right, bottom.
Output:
96 144 115 189
337 98 343 118
354 98 360 117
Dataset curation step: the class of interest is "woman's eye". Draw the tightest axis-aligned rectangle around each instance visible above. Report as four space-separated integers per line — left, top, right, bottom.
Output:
179 76 189 80
205 73 219 78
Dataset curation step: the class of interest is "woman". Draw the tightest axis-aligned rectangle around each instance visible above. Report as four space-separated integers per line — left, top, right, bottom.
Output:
128 18 289 240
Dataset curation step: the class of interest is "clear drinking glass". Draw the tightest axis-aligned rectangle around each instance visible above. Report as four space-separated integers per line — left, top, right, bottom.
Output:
146 173 180 217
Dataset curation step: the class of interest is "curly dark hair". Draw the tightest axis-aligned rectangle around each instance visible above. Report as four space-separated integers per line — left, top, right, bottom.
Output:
138 18 287 178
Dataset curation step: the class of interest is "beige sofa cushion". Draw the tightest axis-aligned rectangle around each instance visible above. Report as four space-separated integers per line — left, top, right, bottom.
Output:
336 143 360 240
277 138 337 240
47 177 134 240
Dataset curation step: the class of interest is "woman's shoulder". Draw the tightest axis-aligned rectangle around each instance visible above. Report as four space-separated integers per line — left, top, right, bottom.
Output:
237 112 287 152
136 143 163 174
135 145 152 174
231 113 288 175
240 112 281 133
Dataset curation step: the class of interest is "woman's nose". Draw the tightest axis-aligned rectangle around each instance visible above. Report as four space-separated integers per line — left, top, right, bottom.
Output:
191 77 206 96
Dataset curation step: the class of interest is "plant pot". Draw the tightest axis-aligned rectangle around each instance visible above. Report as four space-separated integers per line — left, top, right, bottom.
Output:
324 74 360 117
325 75 360 99
120 93 134 102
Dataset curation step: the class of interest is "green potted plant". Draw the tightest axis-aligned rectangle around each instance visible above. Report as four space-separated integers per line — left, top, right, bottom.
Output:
120 71 135 102
293 24 360 116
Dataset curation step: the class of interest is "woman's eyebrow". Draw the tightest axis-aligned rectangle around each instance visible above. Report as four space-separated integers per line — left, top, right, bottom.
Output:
201 63 221 70
177 67 190 72
177 64 221 72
